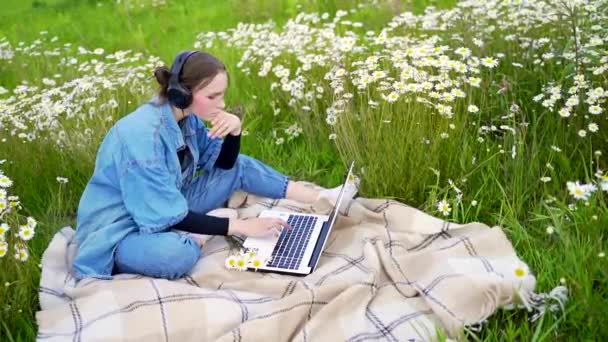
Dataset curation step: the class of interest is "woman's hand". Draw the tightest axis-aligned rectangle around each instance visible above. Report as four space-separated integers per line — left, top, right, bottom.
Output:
228 217 292 238
208 110 242 139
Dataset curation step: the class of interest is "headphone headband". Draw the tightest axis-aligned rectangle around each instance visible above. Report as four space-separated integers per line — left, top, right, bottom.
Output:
167 50 199 109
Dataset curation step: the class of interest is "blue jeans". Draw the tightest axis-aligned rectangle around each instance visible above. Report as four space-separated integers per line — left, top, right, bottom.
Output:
113 154 289 279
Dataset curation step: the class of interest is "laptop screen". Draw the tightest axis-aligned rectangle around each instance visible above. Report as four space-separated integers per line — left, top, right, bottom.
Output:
307 161 355 271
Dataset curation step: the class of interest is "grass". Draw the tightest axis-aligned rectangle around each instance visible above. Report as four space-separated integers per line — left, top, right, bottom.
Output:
1 0 607 340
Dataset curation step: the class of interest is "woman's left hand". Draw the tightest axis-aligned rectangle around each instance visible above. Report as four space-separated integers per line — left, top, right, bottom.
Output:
208 110 242 139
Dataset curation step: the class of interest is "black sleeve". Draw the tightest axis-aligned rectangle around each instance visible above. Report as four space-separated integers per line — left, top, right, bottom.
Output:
170 210 229 236
214 133 241 169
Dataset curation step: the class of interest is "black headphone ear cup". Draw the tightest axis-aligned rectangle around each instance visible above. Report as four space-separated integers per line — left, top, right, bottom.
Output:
167 50 197 109
167 83 192 109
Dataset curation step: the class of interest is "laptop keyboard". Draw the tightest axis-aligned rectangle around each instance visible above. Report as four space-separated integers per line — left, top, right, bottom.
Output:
267 215 318 270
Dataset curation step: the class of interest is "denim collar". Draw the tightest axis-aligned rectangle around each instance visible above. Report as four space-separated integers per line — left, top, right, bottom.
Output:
150 97 196 150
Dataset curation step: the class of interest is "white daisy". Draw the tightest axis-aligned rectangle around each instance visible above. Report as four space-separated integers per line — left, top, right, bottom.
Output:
589 105 602 115
588 123 599 132
385 91 399 103
14 247 28 262
481 57 499 68
235 257 248 271
0 175 12 188
18 226 35 241
558 108 571 118
0 241 7 257
26 217 37 229
0 223 9 235
566 181 595 200
436 200 451 216
225 255 237 269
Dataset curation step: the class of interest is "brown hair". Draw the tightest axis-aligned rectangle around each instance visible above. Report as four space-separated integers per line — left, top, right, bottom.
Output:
153 51 228 100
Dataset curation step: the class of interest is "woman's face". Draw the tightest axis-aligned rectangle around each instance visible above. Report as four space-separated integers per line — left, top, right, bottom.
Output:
189 72 228 122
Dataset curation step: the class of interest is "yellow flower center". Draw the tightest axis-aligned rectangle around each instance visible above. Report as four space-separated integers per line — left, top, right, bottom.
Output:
237 260 246 267
574 189 584 195
514 268 525 277
228 259 235 266
252 260 261 267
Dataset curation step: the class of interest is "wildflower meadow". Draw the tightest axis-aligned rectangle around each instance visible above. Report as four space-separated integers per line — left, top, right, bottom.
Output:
1 0 607 340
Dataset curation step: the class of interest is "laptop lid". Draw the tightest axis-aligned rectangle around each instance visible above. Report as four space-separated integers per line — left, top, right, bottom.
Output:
307 161 355 272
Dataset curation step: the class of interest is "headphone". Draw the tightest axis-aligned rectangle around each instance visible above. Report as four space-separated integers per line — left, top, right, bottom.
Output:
167 50 199 109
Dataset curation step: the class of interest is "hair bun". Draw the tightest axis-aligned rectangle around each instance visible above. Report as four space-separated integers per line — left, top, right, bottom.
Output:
153 66 171 87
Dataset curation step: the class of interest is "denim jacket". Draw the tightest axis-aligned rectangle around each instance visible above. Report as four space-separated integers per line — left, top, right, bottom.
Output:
72 98 222 280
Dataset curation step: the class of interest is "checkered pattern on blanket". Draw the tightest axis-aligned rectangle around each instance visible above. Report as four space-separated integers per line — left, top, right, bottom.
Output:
37 188 531 341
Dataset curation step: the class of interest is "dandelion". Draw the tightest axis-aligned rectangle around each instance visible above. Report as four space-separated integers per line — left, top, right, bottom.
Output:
471 200 478 206
546 226 555 235
437 199 451 216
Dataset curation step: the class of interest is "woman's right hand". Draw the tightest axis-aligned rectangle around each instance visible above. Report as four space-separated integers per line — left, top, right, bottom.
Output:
228 217 292 238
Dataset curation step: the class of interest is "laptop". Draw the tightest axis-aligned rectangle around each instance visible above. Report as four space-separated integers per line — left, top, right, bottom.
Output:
243 161 355 276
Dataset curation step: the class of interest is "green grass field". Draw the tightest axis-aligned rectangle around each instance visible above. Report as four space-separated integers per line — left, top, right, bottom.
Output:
0 0 606 340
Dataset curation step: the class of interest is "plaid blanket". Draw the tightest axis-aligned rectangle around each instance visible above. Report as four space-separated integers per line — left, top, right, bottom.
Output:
37 188 536 341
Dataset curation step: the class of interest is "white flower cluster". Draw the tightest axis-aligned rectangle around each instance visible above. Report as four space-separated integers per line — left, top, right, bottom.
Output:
0 33 163 146
0 167 37 262
566 170 608 201
224 248 268 271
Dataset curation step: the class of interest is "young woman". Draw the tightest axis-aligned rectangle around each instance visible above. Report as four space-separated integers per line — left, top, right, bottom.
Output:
72 50 357 281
